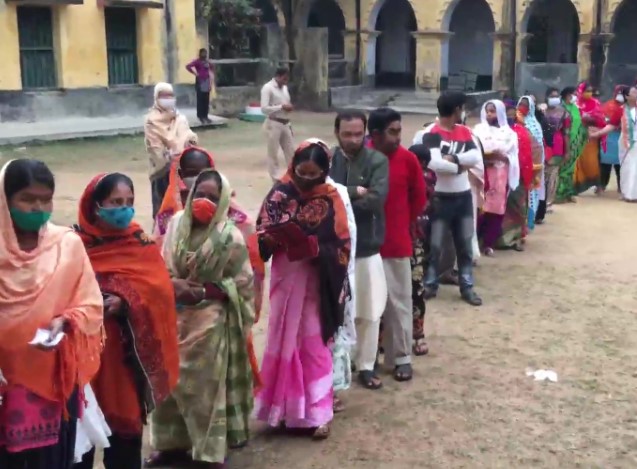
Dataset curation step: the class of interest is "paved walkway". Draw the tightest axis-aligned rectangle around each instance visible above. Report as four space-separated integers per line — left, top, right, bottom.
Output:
0 108 228 146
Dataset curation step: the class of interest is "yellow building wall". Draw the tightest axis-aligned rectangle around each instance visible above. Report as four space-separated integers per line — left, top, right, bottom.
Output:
173 0 200 84
55 0 108 88
137 9 166 85
0 4 21 90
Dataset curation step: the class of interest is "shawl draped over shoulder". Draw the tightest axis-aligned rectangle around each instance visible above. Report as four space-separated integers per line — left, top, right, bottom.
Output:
257 144 352 344
74 174 180 434
0 160 104 404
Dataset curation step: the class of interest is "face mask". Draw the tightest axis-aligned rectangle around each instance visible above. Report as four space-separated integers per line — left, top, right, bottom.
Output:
293 172 323 192
548 97 561 107
182 176 197 190
192 198 217 224
518 106 530 116
9 208 51 232
98 206 135 230
616 94 625 104
158 98 176 110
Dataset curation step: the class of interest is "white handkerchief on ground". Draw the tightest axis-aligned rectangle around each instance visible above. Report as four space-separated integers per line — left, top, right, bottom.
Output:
526 368 558 382
29 328 65 347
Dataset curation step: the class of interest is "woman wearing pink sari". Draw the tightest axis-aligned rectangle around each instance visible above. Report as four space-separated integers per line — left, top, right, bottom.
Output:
254 139 351 439
473 100 519 256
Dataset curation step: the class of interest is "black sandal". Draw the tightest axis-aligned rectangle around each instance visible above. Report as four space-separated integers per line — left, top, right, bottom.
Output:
358 370 383 390
394 364 413 382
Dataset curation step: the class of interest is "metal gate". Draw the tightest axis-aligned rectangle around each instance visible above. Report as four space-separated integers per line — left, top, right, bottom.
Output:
17 7 57 89
105 8 138 86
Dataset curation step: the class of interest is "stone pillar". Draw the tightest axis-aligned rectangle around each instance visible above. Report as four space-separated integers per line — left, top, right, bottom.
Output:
577 33 592 82
490 32 513 92
258 24 284 83
294 27 329 110
516 32 530 64
342 29 358 84
359 30 380 87
412 31 449 91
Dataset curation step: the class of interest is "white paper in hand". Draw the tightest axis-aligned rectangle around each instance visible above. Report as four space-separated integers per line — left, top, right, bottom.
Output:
29 328 65 347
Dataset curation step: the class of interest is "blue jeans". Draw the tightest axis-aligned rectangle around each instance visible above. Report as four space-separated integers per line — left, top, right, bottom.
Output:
425 190 475 292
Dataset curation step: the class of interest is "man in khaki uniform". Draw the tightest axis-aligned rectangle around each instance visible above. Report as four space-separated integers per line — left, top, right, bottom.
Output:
260 67 295 182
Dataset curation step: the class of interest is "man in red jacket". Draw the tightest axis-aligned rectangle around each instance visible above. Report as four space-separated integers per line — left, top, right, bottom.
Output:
368 108 426 382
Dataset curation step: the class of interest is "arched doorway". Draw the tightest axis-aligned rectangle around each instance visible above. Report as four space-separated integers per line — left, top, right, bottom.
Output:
307 0 346 58
608 0 637 65
605 0 637 93
373 0 416 88
443 0 495 91
524 0 579 63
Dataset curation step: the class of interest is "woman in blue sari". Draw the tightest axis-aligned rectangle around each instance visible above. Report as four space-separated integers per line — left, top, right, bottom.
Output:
517 96 545 231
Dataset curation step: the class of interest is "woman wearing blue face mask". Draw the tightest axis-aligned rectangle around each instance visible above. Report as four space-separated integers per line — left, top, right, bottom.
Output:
73 173 179 469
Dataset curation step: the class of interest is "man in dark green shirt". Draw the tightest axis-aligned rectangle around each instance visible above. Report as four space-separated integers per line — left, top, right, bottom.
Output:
330 111 389 390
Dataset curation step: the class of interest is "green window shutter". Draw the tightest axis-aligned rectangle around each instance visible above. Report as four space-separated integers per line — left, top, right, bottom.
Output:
17 7 57 90
105 8 138 86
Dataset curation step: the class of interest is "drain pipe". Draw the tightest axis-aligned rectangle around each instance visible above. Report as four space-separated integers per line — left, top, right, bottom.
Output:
355 0 361 85
589 0 603 88
509 0 517 95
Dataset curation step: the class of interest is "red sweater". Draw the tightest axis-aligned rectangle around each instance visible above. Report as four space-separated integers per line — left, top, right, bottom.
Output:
373 144 426 258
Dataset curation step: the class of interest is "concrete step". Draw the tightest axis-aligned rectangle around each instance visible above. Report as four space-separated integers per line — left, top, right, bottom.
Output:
0 109 228 146
336 103 438 116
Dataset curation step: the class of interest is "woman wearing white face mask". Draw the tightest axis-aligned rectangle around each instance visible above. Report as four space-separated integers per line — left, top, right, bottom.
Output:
590 85 629 195
543 88 569 207
144 82 198 218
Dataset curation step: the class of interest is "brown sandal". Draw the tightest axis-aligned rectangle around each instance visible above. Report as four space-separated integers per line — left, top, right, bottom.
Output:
144 450 191 467
312 424 330 440
333 396 345 413
413 338 429 356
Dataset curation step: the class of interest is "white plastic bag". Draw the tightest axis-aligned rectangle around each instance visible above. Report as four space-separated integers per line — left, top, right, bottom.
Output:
74 384 112 463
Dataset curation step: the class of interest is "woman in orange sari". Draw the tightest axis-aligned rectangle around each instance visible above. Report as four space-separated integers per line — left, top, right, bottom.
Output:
573 81 603 193
72 173 179 469
0 159 104 469
153 146 264 386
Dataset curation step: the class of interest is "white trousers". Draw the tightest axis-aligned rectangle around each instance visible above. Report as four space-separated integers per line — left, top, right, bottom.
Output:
353 254 387 371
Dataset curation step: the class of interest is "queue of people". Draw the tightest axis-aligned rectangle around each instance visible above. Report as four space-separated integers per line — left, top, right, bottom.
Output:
2 77 637 469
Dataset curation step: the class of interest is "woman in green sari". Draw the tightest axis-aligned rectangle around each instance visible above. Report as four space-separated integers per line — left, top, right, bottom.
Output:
555 86 587 203
146 169 255 469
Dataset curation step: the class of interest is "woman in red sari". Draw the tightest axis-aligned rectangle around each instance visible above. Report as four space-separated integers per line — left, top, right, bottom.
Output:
73 173 180 469
592 85 628 194
496 103 534 251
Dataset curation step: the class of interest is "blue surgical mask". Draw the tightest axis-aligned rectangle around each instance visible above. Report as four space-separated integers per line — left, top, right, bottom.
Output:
97 206 135 229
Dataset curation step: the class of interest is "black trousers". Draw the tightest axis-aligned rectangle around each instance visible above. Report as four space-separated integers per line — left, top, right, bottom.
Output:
425 190 475 292
150 168 170 218
195 78 210 121
74 433 143 469
600 163 620 190
0 389 79 469
535 200 547 223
